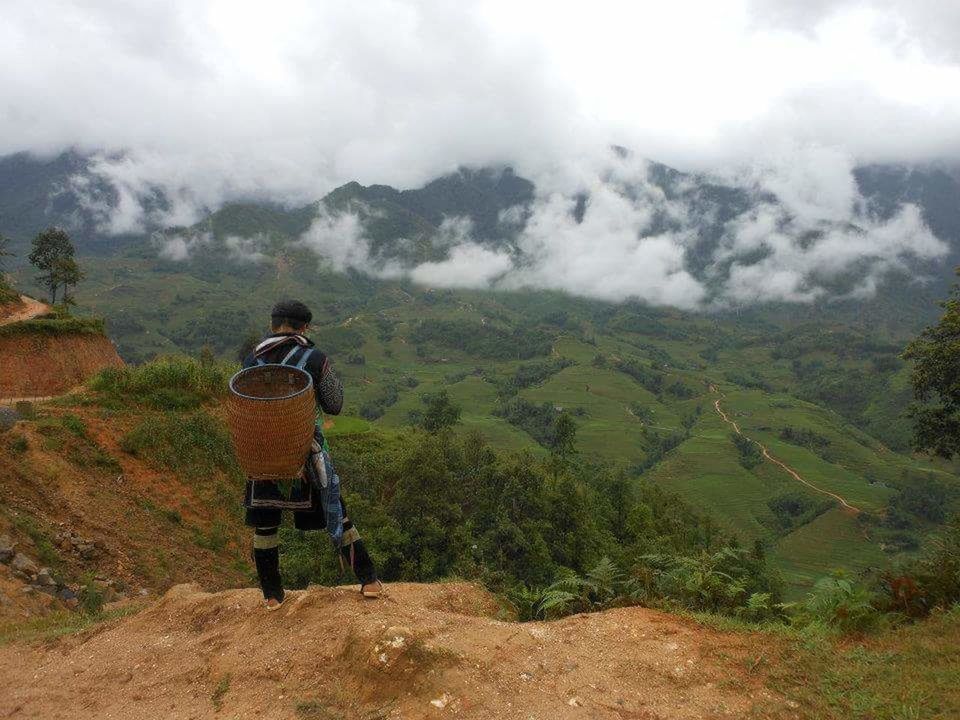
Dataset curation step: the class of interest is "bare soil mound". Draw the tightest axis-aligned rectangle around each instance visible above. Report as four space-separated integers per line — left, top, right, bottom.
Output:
0 332 122 400
0 582 788 719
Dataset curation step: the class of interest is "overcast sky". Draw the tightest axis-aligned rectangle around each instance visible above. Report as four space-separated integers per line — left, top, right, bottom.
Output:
3 1 959 193
4 0 959 305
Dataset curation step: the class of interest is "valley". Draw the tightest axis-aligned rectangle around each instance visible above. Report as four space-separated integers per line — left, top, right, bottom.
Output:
3 154 956 597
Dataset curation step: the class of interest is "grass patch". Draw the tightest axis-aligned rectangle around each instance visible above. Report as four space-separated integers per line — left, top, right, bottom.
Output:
90 355 234 411
61 414 87 437
136 498 183 524
192 522 229 552
0 316 106 338
211 673 231 711
0 605 139 646
0 279 18 305
119 410 239 478
770 606 960 719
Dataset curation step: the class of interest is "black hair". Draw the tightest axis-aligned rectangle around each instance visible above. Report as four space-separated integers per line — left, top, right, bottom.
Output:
270 299 312 331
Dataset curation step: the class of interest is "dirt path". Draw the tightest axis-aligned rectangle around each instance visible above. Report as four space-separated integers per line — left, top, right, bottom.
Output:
0 295 50 326
0 582 791 720
712 388 861 514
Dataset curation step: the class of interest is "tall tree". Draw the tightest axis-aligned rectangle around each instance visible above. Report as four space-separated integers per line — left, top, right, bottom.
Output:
53 256 84 306
28 227 75 304
904 274 960 458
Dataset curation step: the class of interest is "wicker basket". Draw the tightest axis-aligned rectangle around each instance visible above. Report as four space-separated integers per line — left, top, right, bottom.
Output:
227 365 317 481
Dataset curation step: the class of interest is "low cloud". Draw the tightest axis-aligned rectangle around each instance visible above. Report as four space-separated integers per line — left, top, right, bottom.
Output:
409 243 514 289
284 149 946 309
154 230 269 264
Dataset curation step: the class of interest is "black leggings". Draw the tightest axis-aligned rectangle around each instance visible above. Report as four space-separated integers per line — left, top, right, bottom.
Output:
252 499 377 602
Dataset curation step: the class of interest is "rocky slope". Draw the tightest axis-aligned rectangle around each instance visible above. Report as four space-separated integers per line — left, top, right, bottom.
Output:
0 400 249 622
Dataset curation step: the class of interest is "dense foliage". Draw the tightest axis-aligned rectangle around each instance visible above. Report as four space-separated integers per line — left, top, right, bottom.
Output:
496 358 574 396
280 429 783 618
411 319 553 360
613 357 664 394
493 397 569 449
904 278 960 458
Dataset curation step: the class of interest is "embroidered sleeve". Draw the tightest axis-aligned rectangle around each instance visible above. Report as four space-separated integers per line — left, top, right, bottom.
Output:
317 358 344 415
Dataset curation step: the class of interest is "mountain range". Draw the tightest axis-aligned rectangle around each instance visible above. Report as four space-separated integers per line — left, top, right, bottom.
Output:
3 149 958 308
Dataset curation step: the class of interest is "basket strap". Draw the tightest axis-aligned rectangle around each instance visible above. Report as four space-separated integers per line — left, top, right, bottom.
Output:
279 345 302 365
293 348 315 370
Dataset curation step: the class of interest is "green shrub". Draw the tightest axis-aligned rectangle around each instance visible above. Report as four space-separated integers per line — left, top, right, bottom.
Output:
879 516 960 617
731 433 763 470
797 571 881 634
632 547 783 616
61 414 87 438
12 514 60 568
8 434 27 454
14 401 35 419
78 577 105 616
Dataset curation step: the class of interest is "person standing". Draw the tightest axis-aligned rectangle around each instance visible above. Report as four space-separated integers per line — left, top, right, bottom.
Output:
241 299 381 609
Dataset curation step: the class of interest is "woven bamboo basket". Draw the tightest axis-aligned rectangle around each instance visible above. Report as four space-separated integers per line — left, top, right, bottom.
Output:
227 365 317 481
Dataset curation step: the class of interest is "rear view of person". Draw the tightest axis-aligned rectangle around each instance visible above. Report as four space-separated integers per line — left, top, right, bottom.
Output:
241 299 381 609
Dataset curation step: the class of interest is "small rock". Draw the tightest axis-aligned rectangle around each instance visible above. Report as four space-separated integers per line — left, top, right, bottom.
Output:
0 407 18 431
77 544 96 560
139 588 150 596
567 697 583 707
11 552 38 578
35 568 57 587
57 587 78 602
430 693 452 709
20 585 34 594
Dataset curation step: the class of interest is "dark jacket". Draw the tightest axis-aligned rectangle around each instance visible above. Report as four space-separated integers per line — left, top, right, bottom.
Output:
242 332 343 415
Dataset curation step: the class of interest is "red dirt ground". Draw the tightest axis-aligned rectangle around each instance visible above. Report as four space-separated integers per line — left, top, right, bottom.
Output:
0 333 123 400
0 582 794 720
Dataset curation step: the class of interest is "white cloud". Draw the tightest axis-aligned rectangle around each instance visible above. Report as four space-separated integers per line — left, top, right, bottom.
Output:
154 231 211 261
298 207 378 274
224 235 268 264
409 243 514 288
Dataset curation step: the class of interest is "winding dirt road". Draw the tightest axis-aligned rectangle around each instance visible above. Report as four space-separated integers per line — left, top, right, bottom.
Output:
712 388 861 514
0 295 50 326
